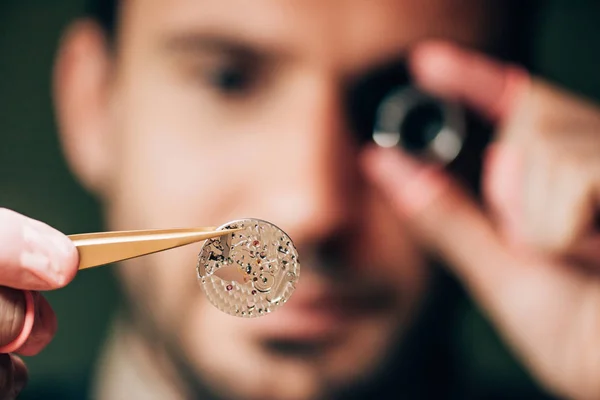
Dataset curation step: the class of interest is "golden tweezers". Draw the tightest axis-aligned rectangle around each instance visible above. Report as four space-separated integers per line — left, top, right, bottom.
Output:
69 227 239 270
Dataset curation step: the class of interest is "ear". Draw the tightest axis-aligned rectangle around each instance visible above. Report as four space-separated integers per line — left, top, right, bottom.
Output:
53 20 114 197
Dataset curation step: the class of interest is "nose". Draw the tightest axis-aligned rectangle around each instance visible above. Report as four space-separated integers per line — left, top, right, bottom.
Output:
258 82 359 251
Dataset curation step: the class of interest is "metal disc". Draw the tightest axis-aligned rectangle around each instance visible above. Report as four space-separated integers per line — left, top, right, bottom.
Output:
197 218 300 317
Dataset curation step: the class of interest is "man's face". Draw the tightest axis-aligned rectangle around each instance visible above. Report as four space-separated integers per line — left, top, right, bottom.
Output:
58 0 497 398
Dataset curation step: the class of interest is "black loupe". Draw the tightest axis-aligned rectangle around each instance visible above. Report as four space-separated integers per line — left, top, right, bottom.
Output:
347 60 492 193
372 85 465 165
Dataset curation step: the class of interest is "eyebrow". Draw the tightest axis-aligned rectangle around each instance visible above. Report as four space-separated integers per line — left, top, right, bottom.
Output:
160 29 412 92
161 30 292 64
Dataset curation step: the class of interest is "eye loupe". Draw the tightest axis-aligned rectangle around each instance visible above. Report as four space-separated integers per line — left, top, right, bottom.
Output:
372 85 466 165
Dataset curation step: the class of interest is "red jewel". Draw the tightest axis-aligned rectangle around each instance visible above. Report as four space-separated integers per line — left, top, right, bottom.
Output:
226 284 233 291
252 290 257 295
253 240 260 246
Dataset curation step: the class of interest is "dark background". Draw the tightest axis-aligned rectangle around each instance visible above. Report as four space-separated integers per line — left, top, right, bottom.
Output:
0 0 599 397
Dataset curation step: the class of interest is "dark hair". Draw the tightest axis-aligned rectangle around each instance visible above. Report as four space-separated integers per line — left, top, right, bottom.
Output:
85 0 117 42
85 0 540 66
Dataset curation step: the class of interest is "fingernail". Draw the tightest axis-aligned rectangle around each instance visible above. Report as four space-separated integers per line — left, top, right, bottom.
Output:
19 252 59 286
363 147 424 188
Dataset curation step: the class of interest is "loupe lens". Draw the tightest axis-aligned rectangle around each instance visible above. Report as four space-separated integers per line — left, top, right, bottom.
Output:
400 101 444 152
373 86 465 164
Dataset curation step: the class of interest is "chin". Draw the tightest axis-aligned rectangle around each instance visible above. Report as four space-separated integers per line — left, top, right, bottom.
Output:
184 302 404 400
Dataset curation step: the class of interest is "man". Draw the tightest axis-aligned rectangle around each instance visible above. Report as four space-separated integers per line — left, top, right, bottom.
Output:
2 0 600 399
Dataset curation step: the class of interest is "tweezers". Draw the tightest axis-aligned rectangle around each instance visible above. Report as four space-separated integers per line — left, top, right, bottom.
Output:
68 227 239 270
1 227 241 354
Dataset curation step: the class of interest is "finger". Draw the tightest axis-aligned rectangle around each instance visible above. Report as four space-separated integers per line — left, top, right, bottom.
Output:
0 354 14 399
409 41 600 258
0 290 56 356
359 145 581 312
361 144 600 355
16 294 57 356
0 208 79 291
9 355 27 397
523 151 596 254
482 142 526 243
0 354 26 399
408 40 530 123
0 288 27 350
360 145 515 290
361 145 600 393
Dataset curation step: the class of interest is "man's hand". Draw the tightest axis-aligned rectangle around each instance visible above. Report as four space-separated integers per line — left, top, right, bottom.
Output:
361 41 600 399
0 208 78 399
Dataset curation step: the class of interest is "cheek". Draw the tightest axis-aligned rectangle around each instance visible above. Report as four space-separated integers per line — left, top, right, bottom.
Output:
106 80 257 229
104 74 298 333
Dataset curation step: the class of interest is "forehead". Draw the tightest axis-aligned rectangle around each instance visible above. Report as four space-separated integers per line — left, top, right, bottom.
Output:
119 0 499 74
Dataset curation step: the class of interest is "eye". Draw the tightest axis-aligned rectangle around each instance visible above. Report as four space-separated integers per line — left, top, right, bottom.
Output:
204 61 257 96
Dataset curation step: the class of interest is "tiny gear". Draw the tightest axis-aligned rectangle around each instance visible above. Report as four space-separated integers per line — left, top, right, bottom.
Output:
197 218 300 317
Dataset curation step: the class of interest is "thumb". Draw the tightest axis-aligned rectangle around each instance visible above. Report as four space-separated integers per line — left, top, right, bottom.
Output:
408 40 530 123
360 146 517 297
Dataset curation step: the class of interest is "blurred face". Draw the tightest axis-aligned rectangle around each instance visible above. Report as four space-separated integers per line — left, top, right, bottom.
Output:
56 0 500 399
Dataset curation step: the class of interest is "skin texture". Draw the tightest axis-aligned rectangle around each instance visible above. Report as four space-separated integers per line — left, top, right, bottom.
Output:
0 0 599 399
